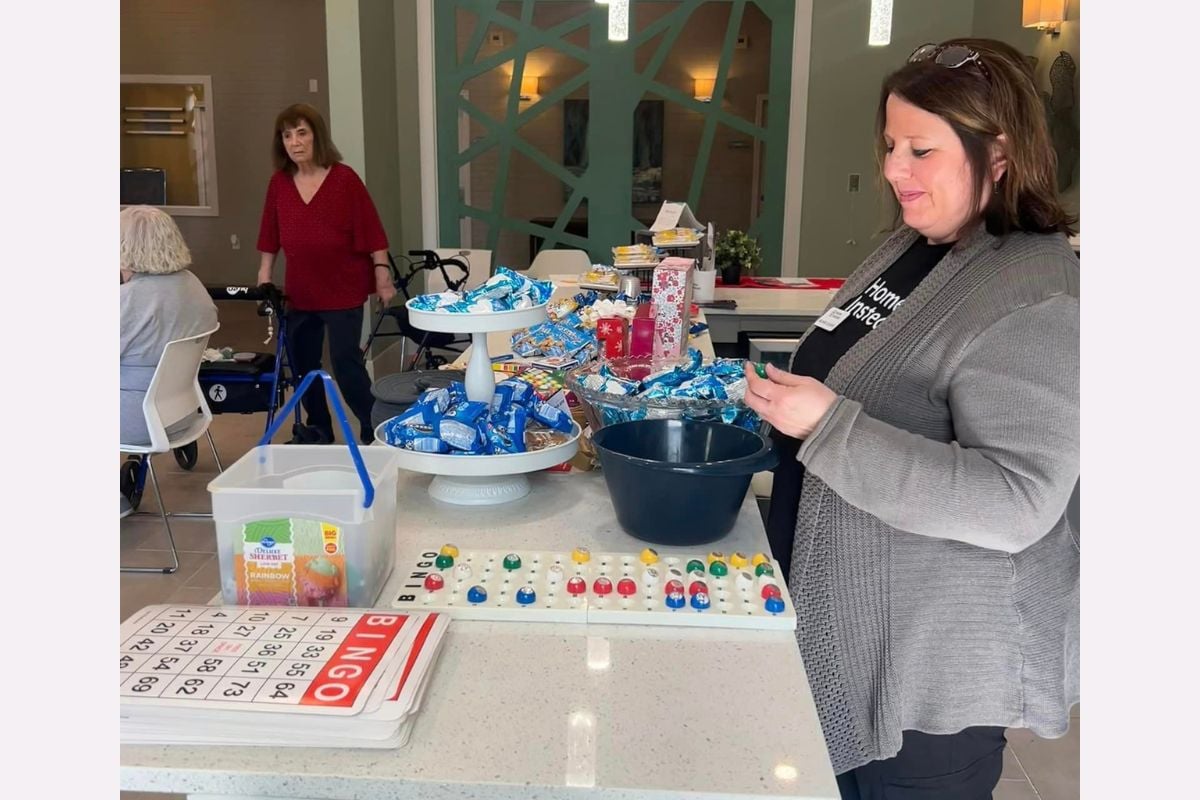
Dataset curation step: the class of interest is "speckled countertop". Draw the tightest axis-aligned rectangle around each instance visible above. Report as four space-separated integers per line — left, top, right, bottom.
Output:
121 472 839 800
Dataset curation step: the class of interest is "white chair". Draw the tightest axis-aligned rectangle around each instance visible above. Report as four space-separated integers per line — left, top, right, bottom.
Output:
527 248 592 280
120 325 223 574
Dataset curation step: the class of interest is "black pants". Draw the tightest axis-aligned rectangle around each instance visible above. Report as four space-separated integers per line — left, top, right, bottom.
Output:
837 727 1006 800
289 307 375 443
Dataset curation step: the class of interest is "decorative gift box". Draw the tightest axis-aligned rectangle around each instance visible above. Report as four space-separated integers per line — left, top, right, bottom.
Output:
651 257 695 359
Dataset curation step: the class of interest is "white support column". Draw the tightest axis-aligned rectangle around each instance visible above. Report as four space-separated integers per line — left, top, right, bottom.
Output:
325 0 366 175
780 1 814 278
417 0 438 246
325 1 371 357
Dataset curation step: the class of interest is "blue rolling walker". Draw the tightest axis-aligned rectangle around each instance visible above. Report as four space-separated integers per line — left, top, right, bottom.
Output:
120 283 322 512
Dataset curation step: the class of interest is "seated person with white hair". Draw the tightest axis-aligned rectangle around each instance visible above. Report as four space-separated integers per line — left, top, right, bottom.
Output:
120 206 218 514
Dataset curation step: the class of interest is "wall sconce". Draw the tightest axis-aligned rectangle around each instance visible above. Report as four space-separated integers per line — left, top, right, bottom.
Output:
694 78 715 103
1022 0 1066 35
519 76 540 101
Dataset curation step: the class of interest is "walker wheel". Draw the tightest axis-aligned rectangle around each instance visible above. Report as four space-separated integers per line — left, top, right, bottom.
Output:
174 442 199 470
121 457 143 511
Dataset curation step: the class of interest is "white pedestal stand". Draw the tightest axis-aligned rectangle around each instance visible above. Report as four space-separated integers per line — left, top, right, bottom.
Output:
377 300 580 505
406 301 550 404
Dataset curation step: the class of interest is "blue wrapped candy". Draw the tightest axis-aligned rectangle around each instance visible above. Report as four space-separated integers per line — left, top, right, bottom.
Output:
530 401 573 433
494 378 536 410
382 419 447 452
487 406 528 454
641 383 675 401
642 366 691 391
674 374 728 401
436 401 490 451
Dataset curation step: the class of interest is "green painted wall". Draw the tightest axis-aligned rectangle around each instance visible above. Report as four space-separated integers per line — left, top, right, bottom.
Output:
796 0 974 278
797 0 1081 277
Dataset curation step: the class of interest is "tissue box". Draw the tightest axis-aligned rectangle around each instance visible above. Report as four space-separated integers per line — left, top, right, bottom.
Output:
651 257 694 359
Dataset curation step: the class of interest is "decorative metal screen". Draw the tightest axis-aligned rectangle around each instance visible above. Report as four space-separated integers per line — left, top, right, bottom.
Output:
435 0 794 274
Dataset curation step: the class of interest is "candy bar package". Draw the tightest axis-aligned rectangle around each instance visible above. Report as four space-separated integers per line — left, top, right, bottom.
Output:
570 350 761 430
381 378 572 456
410 267 553 314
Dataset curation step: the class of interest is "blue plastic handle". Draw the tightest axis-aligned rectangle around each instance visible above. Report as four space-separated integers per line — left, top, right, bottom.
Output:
258 370 375 509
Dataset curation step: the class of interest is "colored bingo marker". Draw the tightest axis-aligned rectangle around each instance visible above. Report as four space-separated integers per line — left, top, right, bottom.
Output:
754 362 769 379
467 585 488 604
516 586 536 605
424 573 445 592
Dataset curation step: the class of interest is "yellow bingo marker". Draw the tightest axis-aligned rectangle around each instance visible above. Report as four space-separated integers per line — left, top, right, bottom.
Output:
439 544 460 558
706 551 726 567
729 552 749 569
571 546 592 565
751 552 770 567
639 547 660 566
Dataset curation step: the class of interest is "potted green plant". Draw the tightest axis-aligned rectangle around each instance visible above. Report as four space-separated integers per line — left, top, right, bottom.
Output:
714 229 761 285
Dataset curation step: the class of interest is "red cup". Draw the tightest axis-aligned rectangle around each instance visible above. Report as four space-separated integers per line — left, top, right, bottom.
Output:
629 317 655 358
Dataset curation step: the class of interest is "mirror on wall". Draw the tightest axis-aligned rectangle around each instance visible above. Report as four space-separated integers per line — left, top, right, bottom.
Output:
120 75 219 215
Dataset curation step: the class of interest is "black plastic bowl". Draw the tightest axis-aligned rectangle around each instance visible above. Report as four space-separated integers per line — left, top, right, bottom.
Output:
591 419 777 546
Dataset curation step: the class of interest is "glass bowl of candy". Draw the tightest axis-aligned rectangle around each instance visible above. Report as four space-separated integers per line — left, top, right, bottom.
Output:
564 350 760 431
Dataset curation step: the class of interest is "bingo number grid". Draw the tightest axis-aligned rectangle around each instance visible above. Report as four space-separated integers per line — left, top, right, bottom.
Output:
120 605 409 716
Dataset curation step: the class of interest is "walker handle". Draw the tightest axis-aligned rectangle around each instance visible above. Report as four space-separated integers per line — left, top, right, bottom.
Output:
258 370 375 509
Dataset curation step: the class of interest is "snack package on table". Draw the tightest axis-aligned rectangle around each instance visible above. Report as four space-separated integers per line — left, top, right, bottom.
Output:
380 378 573 455
410 267 553 313
577 348 759 429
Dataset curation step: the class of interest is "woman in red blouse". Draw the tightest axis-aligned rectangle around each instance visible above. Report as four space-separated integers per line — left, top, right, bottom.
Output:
256 103 395 444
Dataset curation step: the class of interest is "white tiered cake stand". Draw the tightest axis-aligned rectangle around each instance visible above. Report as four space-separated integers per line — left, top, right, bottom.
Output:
375 299 581 506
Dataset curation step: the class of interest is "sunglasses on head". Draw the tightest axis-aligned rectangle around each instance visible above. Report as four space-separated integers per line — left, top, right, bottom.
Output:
908 43 991 82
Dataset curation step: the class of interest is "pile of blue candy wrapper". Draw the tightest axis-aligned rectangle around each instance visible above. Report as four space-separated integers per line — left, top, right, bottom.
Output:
510 288 609 362
410 267 554 313
576 348 761 429
379 378 574 455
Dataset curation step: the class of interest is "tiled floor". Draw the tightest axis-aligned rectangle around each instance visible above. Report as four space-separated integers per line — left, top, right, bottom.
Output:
120 304 1080 799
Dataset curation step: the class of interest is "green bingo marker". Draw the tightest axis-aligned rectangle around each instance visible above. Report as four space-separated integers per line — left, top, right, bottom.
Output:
754 362 769 379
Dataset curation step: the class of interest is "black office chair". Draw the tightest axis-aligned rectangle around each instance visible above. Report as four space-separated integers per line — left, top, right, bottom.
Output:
363 250 472 371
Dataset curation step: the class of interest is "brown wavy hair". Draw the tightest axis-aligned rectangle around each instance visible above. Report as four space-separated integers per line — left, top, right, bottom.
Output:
875 38 1075 237
271 103 342 174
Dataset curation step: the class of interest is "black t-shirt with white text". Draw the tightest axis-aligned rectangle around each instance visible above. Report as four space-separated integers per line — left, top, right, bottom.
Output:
765 238 953 576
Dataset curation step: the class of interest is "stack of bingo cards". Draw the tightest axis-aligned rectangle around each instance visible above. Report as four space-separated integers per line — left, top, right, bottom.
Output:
120 605 450 748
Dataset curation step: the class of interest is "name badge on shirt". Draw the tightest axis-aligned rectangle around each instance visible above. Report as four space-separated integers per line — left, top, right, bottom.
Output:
814 307 850 332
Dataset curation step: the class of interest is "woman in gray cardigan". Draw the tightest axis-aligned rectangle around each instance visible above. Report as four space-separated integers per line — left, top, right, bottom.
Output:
744 39 1078 799
120 207 218 511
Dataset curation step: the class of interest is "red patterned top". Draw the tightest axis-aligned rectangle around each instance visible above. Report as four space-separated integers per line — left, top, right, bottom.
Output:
256 163 389 311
